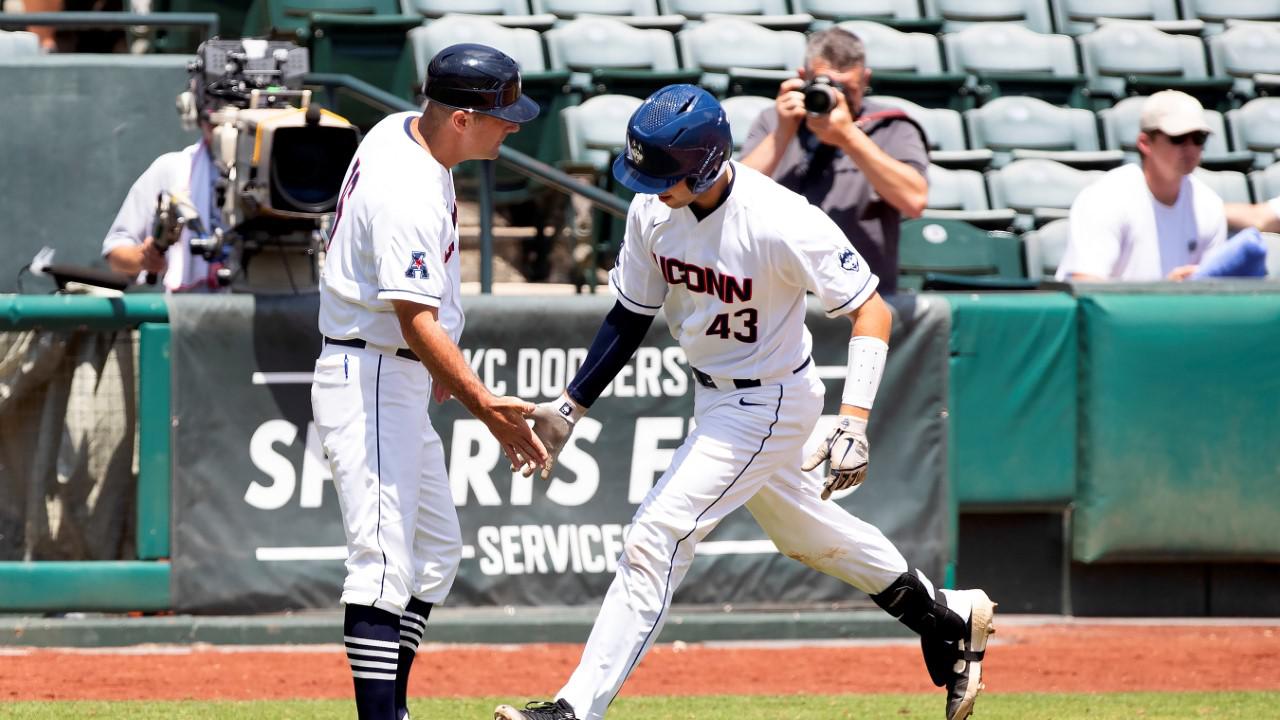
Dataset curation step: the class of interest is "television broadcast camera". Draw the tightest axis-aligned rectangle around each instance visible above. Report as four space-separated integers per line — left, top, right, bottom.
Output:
175 38 360 291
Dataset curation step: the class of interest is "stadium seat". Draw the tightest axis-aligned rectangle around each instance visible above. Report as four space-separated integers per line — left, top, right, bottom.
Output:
868 94 995 169
1194 168 1254 204
659 0 789 18
1249 162 1280 205
720 95 774 156
794 0 943 33
0 30 39 57
1228 97 1280 169
941 23 1087 108
898 217 1028 291
1050 0 1180 36
401 0 531 16
677 17 806 95
965 95 1116 169
1078 21 1232 109
1183 0 1280 35
987 158 1103 230
922 165 1019 230
152 0 256 51
561 94 645 261
545 16 695 97
308 12 422 128
925 0 1055 34
1098 95 1250 170
1206 22 1280 100
1021 217 1070 278
531 0 659 18
836 21 970 111
255 0 402 41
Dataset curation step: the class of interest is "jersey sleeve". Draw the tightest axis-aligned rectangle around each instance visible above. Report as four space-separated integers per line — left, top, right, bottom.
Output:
1058 183 1121 280
608 197 668 316
371 201 449 307
774 205 879 318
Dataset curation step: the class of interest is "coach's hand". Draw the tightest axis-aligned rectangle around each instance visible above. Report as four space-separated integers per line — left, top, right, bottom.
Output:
521 398 582 480
482 395 547 471
802 416 870 501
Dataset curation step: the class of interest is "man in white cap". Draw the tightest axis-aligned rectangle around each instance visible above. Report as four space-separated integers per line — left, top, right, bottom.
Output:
1056 90 1226 281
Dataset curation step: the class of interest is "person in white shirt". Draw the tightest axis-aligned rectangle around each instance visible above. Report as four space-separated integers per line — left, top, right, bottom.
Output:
100 123 227 292
1056 90 1226 281
311 44 547 720
494 84 995 720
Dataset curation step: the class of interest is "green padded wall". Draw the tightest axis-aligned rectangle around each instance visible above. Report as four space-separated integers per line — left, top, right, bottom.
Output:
946 292 1078 506
1074 293 1280 562
0 56 198 293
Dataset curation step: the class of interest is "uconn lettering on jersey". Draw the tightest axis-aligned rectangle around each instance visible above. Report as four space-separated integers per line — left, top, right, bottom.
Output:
654 254 752 303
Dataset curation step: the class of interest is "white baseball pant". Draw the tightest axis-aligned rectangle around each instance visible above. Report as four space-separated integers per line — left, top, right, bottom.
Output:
557 366 909 719
311 342 462 615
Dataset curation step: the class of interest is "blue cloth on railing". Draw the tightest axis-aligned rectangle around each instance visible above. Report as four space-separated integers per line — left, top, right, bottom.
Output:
1192 228 1269 279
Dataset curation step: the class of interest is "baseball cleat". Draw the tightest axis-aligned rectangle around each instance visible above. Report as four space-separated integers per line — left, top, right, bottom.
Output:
945 589 997 720
494 699 578 720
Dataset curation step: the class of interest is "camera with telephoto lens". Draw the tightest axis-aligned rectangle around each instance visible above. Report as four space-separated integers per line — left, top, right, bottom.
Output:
802 75 844 114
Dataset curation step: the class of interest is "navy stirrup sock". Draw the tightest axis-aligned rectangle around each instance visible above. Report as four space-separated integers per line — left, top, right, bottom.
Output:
344 603 401 720
395 597 433 720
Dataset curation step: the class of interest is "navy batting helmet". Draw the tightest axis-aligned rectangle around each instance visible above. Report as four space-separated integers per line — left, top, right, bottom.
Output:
422 43 539 124
613 84 732 195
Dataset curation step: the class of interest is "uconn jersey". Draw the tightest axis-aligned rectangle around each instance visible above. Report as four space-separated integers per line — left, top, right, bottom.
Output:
610 161 879 379
319 111 464 347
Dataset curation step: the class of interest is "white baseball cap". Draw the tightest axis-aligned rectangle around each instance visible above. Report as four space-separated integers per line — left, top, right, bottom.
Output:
1139 90 1212 136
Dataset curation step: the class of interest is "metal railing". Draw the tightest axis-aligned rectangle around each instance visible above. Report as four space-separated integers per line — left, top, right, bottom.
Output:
0 11 219 39
303 73 630 293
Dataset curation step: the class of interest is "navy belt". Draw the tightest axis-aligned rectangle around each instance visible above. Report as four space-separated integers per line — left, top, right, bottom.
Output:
324 336 420 363
692 356 812 390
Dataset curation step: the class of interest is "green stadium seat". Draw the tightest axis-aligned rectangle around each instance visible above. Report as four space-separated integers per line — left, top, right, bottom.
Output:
401 0 531 16
897 217 1028 291
150 0 255 52
1050 0 1180 36
561 94 644 265
254 0 403 41
838 20 971 111
1020 217 1069 278
545 16 697 97
530 0 659 18
660 0 789 18
1183 0 1280 35
1206 22 1280 100
677 17 805 95
1193 167 1254 204
926 0 1055 34
965 95 1108 168
942 23 1088 108
793 0 944 34
986 158 1103 230
1098 95 1251 170
1228 97 1280 169
922 164 1018 230
1078 21 1233 110
307 12 421 128
1249 162 1280 205
719 94 773 155
867 94 995 169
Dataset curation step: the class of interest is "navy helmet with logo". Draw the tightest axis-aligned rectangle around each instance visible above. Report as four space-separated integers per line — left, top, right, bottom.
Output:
422 43 539 124
613 84 732 195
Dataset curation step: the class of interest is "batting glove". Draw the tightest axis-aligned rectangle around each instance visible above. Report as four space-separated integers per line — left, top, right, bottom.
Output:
521 394 583 479
802 416 870 500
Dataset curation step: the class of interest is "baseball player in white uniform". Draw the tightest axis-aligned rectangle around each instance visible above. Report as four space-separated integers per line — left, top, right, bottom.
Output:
494 85 995 720
311 44 547 720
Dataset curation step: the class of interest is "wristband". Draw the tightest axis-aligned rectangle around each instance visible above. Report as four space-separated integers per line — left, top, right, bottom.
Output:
554 392 588 424
841 336 888 409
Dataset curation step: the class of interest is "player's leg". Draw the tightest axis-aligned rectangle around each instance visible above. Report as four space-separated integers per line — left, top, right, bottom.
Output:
747 478 995 720
312 348 429 720
396 421 462 720
535 384 810 720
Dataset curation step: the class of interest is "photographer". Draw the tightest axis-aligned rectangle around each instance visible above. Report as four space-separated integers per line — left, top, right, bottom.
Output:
101 120 225 293
741 27 928 295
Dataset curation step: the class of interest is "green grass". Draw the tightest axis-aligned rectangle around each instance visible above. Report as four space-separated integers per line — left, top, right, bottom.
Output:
7 693 1280 719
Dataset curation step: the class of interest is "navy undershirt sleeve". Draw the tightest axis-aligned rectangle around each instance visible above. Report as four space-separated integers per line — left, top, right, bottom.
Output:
567 301 655 408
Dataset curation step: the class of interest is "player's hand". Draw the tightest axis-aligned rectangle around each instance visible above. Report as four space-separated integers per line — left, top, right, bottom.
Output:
482 395 547 471
802 416 870 501
776 74 807 133
520 398 580 480
140 237 168 274
805 88 858 149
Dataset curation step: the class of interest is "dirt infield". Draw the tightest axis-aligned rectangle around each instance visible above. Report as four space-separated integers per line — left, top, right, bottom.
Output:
3 622 1278 702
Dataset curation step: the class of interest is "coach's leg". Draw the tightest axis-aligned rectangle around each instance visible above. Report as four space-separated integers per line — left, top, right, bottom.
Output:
313 349 429 719
396 422 462 720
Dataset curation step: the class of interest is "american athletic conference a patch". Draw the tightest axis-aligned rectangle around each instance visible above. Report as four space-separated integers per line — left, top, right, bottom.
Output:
839 248 860 272
405 251 430 279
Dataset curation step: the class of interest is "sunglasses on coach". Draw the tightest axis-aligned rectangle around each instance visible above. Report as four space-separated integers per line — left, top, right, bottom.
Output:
1159 131 1209 146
